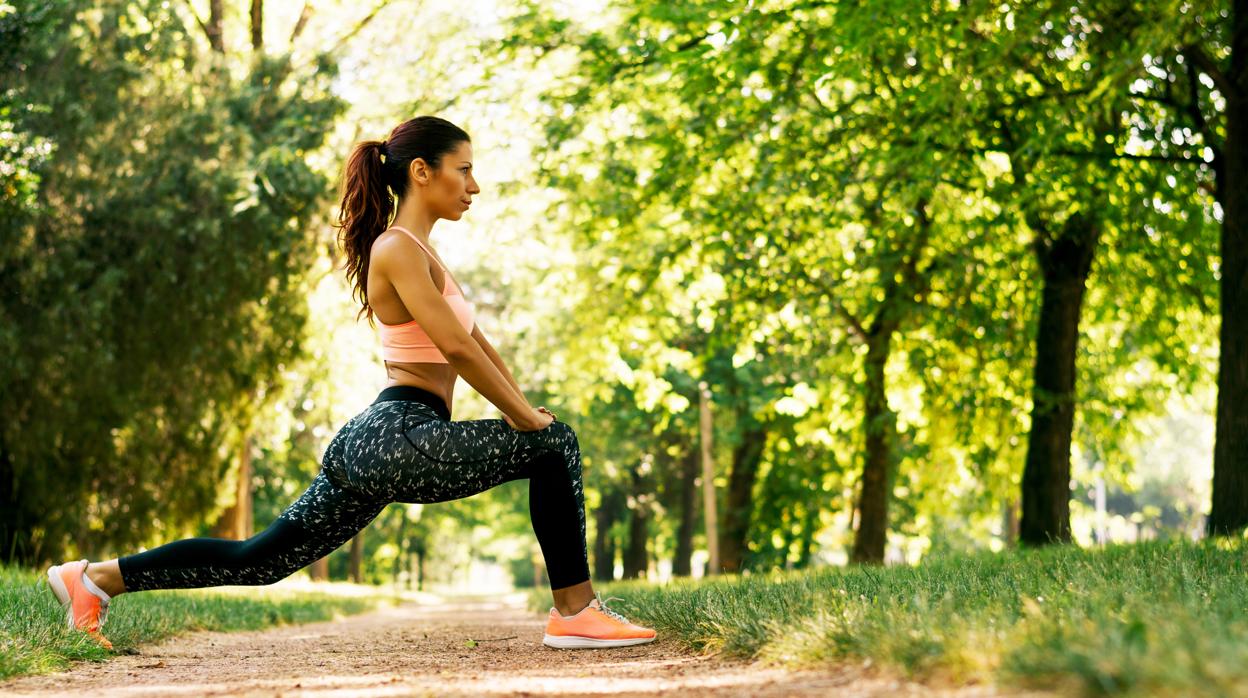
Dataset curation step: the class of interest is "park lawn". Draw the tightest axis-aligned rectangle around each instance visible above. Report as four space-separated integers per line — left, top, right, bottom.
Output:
536 538 1248 697
0 564 392 681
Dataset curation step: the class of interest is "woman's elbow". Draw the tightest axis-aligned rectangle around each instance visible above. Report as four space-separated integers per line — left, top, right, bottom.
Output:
440 338 477 362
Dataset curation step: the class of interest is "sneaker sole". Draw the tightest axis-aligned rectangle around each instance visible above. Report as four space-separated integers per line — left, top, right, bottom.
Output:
542 633 657 649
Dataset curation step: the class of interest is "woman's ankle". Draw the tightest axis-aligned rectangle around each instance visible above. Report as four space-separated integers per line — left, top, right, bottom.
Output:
554 599 591 617
86 561 126 598
551 579 595 616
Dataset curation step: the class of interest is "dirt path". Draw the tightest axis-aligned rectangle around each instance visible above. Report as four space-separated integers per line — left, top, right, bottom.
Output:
2 592 1049 697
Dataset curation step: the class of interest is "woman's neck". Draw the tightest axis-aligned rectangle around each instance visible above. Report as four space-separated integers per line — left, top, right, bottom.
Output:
392 199 437 243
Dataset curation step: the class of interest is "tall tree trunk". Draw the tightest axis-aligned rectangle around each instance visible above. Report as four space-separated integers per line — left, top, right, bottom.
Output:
392 510 409 587
249 0 263 51
1019 213 1099 546
1003 497 1019 547
212 433 253 540
592 489 620 581
796 501 819 568
412 536 426 590
851 333 897 564
718 423 767 572
206 0 224 52
348 530 364 583
699 381 720 574
534 556 546 589
1210 11 1248 535
672 447 699 576
0 438 23 563
623 487 649 579
843 198 932 565
309 556 328 581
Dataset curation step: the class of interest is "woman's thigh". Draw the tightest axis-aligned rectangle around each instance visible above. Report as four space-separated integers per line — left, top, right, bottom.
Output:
338 400 582 504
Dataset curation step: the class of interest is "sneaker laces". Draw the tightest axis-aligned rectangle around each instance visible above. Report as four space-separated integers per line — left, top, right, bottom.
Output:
594 592 631 624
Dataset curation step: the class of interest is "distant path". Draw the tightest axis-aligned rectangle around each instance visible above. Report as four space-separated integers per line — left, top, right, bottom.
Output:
1 593 1048 697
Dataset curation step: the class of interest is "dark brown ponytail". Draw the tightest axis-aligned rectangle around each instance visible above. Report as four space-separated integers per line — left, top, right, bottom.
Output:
334 115 471 324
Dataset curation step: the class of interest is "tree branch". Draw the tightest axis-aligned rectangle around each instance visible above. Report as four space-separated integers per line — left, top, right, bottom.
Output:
289 2 313 46
1181 43 1234 97
286 0 396 77
181 0 211 46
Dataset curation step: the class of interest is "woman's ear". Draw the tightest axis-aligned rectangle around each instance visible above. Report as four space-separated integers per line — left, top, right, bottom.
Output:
408 157 430 185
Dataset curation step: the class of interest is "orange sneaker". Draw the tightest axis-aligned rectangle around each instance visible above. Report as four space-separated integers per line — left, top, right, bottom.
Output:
543 593 657 649
46 559 113 650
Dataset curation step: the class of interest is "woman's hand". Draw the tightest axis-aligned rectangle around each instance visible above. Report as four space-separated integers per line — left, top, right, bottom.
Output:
504 407 556 431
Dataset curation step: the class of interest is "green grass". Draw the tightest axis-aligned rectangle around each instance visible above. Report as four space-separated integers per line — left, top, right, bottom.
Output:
0 564 391 681
531 538 1248 697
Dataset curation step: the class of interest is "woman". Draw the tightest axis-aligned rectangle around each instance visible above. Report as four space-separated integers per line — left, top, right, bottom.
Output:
45 115 656 651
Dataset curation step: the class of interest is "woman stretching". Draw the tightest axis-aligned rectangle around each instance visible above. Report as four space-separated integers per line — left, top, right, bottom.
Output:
45 115 655 651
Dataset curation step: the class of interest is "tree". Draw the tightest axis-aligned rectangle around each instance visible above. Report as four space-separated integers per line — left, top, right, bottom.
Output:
0 0 346 563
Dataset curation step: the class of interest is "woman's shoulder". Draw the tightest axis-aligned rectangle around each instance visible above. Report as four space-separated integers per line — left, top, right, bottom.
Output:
371 228 435 269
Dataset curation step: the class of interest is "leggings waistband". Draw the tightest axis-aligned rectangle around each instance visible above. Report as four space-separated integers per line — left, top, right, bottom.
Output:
373 385 451 421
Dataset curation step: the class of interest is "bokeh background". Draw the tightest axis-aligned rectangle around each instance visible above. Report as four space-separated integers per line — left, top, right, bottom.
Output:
2 0 1241 592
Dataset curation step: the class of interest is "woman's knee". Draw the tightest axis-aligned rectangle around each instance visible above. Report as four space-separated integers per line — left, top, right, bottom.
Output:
548 420 578 445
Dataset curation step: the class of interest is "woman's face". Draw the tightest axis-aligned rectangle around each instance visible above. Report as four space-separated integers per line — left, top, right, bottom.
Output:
413 140 479 221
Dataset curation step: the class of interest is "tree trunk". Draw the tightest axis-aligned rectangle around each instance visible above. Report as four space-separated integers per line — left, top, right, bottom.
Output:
699 381 720 575
796 501 819 568
206 0 224 52
1019 213 1099 546
623 491 649 580
1210 25 1248 535
534 556 546 589
392 510 409 587
414 541 426 590
0 438 26 564
249 0 263 51
348 530 364 583
851 333 897 564
309 556 328 581
1003 497 1019 547
592 489 619 581
718 423 767 573
672 446 699 576
212 433 253 540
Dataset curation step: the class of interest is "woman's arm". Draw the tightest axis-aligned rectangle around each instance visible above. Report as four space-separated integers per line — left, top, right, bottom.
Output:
377 233 538 426
470 324 528 406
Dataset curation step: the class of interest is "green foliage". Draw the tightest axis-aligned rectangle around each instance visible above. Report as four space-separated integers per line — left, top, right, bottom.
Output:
491 0 1221 569
0 0 346 564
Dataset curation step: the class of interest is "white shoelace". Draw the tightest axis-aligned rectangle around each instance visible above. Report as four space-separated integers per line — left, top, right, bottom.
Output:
595 593 631 624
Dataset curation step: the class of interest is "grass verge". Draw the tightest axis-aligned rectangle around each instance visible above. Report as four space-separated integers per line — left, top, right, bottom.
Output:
529 538 1248 697
0 563 391 681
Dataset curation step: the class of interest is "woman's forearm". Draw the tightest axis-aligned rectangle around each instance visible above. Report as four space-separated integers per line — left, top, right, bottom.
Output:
481 339 521 397
476 331 528 405
447 341 535 426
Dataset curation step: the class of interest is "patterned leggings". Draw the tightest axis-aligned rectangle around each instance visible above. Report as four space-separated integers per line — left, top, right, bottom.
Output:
117 385 590 591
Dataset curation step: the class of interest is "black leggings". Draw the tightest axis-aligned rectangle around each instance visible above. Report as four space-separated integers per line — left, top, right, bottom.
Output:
117 385 590 591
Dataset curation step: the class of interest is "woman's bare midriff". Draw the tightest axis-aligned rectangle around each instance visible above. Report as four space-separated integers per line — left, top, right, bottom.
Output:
383 360 456 413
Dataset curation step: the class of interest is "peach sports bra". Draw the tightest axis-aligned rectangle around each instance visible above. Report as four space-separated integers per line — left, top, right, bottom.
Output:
377 225 475 364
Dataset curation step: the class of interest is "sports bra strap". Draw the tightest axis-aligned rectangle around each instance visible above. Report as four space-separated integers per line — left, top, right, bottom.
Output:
388 225 447 272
